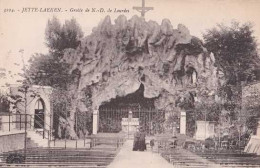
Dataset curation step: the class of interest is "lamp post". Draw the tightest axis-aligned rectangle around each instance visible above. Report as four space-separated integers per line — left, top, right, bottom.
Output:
237 62 241 153
22 85 29 159
205 109 207 140
65 103 67 149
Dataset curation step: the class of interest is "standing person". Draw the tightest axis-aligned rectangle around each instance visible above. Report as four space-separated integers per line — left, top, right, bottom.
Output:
139 128 146 151
174 139 178 148
150 139 155 152
133 128 141 151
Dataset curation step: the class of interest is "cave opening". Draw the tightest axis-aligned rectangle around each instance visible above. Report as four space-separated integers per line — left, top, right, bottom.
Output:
98 84 165 134
99 83 156 110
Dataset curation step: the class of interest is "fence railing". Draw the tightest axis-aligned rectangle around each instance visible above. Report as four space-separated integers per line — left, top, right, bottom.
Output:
89 136 126 149
0 113 50 140
98 108 166 135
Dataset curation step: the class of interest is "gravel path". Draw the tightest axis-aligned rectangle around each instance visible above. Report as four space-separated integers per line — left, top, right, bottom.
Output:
108 140 174 168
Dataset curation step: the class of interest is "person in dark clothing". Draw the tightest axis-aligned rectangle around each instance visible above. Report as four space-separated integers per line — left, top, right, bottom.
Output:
139 130 146 151
150 139 155 151
133 129 141 151
174 139 178 148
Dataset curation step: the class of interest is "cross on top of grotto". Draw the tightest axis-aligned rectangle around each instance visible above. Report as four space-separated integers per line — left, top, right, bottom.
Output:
133 0 154 18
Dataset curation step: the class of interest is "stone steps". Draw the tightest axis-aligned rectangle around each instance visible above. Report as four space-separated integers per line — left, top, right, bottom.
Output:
194 151 260 167
161 148 221 168
0 163 107 168
0 145 119 166
27 130 49 147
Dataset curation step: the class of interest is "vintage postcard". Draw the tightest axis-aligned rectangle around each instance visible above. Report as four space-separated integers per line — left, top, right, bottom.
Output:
0 0 260 167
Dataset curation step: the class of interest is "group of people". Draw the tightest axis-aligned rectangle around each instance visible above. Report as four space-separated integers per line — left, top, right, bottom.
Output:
133 128 149 151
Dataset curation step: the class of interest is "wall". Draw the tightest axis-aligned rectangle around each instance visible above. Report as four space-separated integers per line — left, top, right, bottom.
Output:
0 133 25 153
0 133 38 153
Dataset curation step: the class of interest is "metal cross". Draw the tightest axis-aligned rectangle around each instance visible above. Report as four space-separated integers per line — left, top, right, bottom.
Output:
133 0 154 18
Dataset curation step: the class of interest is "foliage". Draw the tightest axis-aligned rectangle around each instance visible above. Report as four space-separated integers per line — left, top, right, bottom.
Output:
203 22 260 138
203 22 260 85
0 68 6 81
186 112 196 137
165 114 179 129
0 92 9 112
51 88 72 138
75 109 93 137
25 17 85 138
45 17 83 53
246 115 259 135
26 53 74 89
99 117 121 133
175 92 195 111
26 16 84 90
75 86 93 136
186 95 222 137
194 97 222 122
243 83 260 135
204 137 215 148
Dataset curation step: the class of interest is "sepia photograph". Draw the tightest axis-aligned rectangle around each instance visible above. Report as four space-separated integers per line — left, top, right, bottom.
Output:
0 0 260 167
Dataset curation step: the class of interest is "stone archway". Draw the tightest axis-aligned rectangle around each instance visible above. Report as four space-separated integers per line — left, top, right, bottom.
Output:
90 71 170 134
89 65 208 134
9 85 52 133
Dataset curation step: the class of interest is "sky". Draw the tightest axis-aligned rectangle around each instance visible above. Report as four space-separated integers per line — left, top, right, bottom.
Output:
1 0 260 87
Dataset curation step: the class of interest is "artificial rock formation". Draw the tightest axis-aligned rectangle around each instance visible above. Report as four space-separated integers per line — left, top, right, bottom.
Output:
63 15 218 114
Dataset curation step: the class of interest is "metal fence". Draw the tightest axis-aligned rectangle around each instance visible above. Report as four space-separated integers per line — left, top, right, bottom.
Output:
98 108 166 135
0 113 50 140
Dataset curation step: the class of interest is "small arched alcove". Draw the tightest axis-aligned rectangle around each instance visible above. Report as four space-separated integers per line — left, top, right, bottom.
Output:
34 98 45 129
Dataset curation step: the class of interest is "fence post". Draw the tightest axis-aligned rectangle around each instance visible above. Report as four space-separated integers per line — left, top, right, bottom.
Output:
84 134 86 147
76 139 77 149
158 141 159 153
30 115 31 129
75 110 77 149
9 112 11 131
65 137 67 149
20 114 22 130
90 138 92 149
48 130 50 148
50 114 52 141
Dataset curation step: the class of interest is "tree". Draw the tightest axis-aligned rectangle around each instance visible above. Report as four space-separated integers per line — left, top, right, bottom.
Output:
0 91 9 112
203 22 260 85
0 68 6 80
45 17 83 54
25 17 84 139
203 22 260 139
25 53 73 89
243 83 260 135
26 16 84 89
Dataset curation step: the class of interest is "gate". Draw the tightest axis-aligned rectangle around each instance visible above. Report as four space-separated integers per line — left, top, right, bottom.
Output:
98 107 165 135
